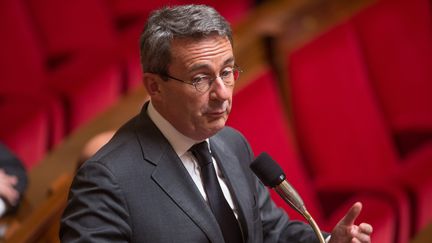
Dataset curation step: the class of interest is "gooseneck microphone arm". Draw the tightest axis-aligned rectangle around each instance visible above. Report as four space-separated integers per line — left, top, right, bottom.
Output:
250 152 326 243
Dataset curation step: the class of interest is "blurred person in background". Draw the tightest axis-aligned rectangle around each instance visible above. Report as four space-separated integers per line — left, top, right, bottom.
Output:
76 130 115 169
0 142 28 218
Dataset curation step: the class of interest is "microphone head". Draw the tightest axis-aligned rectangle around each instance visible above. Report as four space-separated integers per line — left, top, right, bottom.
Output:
250 152 286 187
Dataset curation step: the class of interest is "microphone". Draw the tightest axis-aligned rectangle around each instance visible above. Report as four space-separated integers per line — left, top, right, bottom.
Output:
250 152 326 243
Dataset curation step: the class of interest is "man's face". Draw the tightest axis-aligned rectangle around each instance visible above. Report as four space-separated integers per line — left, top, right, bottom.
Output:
152 35 235 141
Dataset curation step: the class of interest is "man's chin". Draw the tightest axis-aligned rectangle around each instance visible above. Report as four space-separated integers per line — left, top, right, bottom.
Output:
210 116 228 128
204 120 227 137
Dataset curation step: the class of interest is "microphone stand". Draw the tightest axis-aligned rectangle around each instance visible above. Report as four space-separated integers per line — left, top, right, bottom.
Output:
250 153 326 243
275 180 326 243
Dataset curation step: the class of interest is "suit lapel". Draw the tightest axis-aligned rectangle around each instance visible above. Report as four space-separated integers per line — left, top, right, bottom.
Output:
152 151 225 242
134 105 224 243
210 137 255 243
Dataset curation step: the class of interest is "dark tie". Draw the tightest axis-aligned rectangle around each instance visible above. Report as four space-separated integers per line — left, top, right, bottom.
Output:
190 141 243 243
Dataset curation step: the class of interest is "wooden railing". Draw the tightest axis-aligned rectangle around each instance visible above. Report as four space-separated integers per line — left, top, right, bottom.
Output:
2 173 72 243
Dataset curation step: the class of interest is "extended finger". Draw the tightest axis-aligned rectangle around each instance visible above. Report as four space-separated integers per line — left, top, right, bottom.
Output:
340 202 362 226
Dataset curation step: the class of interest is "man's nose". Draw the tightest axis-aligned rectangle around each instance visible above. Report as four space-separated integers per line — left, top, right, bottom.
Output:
210 77 232 100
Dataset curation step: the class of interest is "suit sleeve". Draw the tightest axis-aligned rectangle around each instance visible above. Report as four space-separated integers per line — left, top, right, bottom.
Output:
60 161 132 242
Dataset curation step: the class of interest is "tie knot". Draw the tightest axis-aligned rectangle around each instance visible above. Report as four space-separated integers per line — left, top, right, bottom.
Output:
190 141 212 167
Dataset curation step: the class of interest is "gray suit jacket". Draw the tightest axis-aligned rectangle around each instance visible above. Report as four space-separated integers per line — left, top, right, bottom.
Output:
60 105 320 242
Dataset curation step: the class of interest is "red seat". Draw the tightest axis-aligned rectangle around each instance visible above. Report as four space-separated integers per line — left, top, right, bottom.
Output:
0 0 46 95
24 0 123 131
226 69 398 243
26 0 117 60
287 21 431 237
0 0 64 166
288 23 398 182
352 0 432 155
47 52 122 131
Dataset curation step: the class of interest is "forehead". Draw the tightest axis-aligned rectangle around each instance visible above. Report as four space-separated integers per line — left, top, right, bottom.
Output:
169 36 234 70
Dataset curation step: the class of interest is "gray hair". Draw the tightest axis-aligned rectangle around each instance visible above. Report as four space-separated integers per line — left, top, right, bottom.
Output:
139 4 233 75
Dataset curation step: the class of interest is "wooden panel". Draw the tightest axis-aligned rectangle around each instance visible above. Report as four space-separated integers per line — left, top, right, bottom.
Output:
4 173 72 243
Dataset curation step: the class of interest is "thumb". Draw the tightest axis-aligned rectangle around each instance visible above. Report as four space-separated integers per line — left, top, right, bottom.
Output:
340 202 362 226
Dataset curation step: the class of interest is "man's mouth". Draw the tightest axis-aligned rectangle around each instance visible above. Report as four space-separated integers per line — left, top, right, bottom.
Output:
205 101 229 117
206 110 226 117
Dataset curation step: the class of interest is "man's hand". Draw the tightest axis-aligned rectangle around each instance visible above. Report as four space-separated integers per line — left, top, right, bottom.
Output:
329 202 373 243
0 169 19 206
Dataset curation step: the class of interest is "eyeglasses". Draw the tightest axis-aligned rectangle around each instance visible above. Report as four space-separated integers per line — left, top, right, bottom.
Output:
161 66 242 93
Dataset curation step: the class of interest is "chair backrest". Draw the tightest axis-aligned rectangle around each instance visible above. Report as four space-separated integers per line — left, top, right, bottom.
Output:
0 0 46 95
352 0 432 155
25 0 117 60
0 0 53 167
287 22 400 181
227 68 324 223
353 0 432 134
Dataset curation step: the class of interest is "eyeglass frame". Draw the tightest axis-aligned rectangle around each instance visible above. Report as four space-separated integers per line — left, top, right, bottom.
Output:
155 65 242 93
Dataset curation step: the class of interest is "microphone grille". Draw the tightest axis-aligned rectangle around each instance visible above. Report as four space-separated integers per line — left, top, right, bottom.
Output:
250 152 285 187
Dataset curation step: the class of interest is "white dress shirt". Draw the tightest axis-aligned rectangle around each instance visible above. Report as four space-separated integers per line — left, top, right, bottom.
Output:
147 102 239 218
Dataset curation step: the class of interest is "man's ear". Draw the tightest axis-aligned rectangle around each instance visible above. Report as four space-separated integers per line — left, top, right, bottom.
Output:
142 73 161 97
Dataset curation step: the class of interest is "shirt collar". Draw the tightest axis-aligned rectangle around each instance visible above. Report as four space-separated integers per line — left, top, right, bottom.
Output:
147 101 206 157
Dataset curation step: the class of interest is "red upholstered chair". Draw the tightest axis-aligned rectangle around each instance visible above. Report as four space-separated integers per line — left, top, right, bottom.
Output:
352 0 432 230
46 53 122 131
25 0 117 61
0 1 44 95
0 0 64 167
287 21 431 236
352 0 432 156
24 0 122 131
226 68 399 243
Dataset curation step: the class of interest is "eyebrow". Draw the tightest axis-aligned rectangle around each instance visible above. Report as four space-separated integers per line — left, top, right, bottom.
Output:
188 57 235 73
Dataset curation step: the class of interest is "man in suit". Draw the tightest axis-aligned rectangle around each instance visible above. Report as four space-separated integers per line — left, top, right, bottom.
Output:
60 4 372 242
